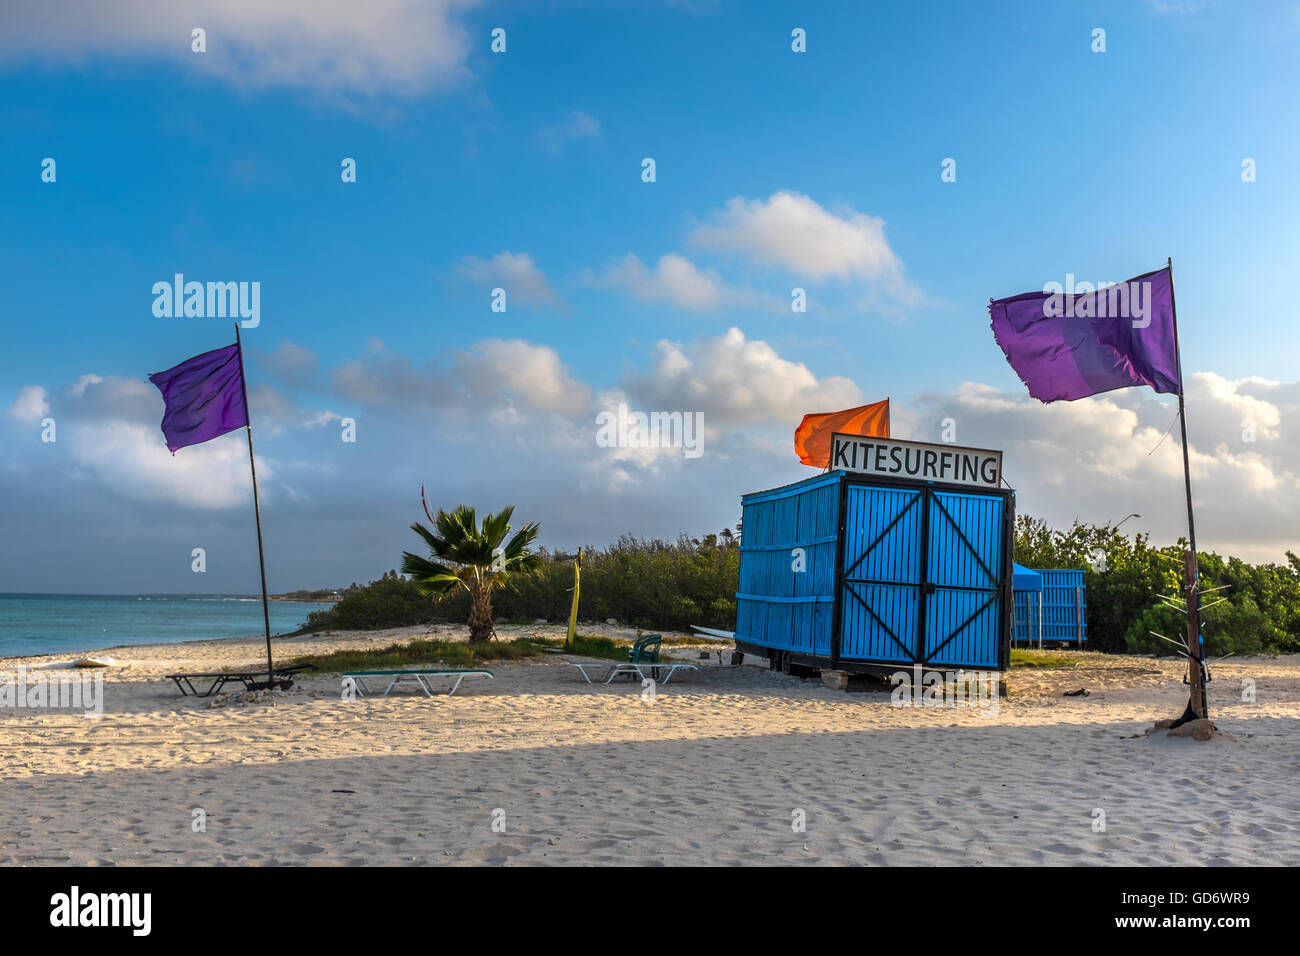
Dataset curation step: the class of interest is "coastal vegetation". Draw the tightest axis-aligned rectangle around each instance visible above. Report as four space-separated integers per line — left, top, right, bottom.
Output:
269 588 344 602
1013 516 1300 657
289 636 546 671
288 633 675 673
301 515 1300 658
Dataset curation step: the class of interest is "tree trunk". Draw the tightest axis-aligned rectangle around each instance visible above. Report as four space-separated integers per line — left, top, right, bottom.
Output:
468 584 495 643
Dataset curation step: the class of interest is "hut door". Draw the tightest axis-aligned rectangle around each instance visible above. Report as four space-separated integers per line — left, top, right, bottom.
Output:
922 490 1005 669
838 485 924 664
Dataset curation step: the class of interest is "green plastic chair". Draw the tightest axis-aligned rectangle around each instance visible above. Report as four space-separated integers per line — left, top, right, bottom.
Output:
628 634 662 661
626 634 663 679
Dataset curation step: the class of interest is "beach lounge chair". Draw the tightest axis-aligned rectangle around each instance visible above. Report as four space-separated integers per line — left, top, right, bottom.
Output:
341 668 493 697
167 663 317 697
567 635 699 684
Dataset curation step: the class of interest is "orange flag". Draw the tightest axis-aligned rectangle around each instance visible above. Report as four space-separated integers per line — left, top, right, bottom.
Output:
794 399 890 468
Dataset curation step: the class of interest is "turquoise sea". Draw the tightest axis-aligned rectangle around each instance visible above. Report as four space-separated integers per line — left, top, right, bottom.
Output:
0 594 332 658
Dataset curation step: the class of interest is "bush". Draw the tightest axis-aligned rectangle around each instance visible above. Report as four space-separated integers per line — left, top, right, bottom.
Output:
1015 515 1300 657
317 533 742 635
304 576 434 631
312 518 1300 659
289 637 545 672
487 534 742 632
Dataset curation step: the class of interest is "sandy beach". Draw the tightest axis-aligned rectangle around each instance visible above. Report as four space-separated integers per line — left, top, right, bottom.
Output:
1 625 1297 866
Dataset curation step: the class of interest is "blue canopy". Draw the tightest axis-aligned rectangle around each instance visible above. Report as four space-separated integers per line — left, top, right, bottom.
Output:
1013 562 1042 592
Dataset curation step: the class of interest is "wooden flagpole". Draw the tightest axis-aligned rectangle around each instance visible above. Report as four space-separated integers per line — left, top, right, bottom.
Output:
1166 258 1207 719
234 323 276 688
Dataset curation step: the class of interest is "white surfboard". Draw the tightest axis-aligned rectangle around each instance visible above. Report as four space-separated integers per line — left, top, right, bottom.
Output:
74 656 116 668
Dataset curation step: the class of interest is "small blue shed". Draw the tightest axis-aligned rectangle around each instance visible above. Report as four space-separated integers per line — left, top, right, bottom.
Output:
1013 568 1087 646
1013 563 1042 593
735 461 1015 675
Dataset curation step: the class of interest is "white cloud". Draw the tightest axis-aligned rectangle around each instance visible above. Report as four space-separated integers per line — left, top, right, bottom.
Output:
4 385 49 421
332 339 454 407
690 191 919 310
454 251 562 307
539 109 601 151
263 340 319 384
1142 0 1212 14
589 252 749 310
13 376 258 509
16 338 1300 571
0 374 359 512
70 418 255 509
246 382 341 435
624 327 862 427
330 337 590 417
58 375 158 422
0 0 479 98
10 342 1300 593
906 372 1300 563
692 191 898 281
455 339 591 416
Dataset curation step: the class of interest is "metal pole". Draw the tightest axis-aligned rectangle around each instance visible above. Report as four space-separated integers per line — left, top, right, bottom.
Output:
234 324 275 688
1037 591 1042 650
1076 585 1082 650
1167 259 1206 719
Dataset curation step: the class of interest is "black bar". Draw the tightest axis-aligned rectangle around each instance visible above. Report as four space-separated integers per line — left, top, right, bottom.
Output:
3 866 1274 940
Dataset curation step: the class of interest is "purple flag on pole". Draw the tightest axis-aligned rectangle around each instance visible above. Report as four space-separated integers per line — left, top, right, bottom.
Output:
988 266 1182 402
148 343 248 453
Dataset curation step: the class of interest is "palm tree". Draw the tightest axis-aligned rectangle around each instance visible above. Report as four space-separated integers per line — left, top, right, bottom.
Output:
400 489 542 643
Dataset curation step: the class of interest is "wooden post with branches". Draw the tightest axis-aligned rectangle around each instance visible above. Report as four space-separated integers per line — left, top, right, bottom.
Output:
566 549 582 651
1185 549 1207 719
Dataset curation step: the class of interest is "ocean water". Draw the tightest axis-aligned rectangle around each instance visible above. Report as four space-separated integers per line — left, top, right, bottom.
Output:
0 594 332 658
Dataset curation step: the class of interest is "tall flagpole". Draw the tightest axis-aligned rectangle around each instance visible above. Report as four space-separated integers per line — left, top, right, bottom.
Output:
234 323 275 688
1166 258 1207 719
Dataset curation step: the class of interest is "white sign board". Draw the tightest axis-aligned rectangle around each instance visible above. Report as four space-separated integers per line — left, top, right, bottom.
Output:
830 433 1004 489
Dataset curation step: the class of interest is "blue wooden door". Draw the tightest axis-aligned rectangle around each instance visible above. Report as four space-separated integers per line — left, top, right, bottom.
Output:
923 491 1005 668
838 485 924 664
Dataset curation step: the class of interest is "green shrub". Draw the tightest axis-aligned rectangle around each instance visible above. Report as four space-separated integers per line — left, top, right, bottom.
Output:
310 518 1300 659
304 576 433 631
1016 515 1300 657
433 534 741 633
290 637 544 672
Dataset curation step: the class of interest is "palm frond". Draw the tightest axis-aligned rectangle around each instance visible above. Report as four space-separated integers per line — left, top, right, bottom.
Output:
407 497 541 605
409 521 449 558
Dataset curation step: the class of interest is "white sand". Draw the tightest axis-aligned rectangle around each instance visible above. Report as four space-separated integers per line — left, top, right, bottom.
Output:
1 624 1297 866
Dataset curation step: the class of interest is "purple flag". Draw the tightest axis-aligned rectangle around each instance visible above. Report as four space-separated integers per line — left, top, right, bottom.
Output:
988 266 1182 402
149 343 248 453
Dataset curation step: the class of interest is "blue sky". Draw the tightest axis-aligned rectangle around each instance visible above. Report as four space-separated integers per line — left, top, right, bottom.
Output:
2 0 1299 593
